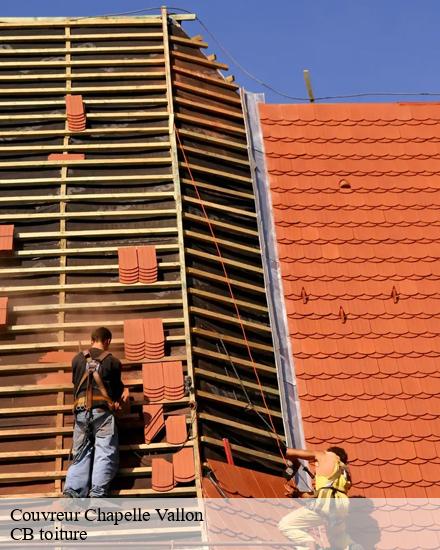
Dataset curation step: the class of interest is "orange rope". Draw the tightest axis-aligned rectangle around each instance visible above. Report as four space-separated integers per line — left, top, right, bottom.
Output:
175 126 287 466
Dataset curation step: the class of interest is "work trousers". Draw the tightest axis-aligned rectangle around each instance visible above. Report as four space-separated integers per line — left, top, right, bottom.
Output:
64 409 119 497
278 504 353 550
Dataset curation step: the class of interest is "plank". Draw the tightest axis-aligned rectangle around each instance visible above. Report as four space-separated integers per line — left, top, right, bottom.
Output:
170 35 208 48
192 347 276 375
0 58 165 68
0 98 168 108
189 288 267 313
8 322 185 336
0 157 171 168
180 163 252 184
173 81 242 107
192 328 273 353
15 245 178 257
172 65 238 90
0 111 169 121
0 142 171 153
0 126 169 138
178 127 246 150
0 44 165 54
186 249 263 274
181 178 253 200
0 84 167 95
0 191 174 205
171 50 228 70
183 212 259 237
195 368 278 396
0 280 180 294
197 390 281 417
0 208 176 222
0 33 163 43
0 14 195 25
184 229 260 254
175 97 243 121
176 113 245 136
0 174 173 186
183 196 256 218
0 71 167 81
182 144 250 167
190 306 271 333
17 227 177 239
11 298 182 313
186 267 266 294
199 412 285 442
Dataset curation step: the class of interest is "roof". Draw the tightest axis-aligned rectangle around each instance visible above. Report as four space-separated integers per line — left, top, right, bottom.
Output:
259 101 440 497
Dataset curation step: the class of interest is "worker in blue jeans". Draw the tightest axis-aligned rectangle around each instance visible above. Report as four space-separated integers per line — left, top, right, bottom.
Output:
64 327 124 498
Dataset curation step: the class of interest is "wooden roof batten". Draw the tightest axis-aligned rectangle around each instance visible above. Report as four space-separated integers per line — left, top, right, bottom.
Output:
0 8 287 500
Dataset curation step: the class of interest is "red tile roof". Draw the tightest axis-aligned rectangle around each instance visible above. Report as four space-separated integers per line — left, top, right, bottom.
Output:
259 102 440 498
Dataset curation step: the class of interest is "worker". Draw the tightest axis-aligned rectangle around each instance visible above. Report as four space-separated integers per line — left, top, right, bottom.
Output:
63 327 124 498
278 446 361 550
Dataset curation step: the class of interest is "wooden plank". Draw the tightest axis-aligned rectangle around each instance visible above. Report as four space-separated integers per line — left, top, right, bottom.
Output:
0 71 166 81
11 298 182 313
186 249 263 274
199 412 285 441
172 65 238 90
175 96 243 121
0 191 174 205
187 267 266 294
192 347 276 375
0 126 169 138
170 35 208 48
183 196 256 218
0 142 171 153
201 436 284 465
0 98 168 108
189 288 267 313
17 227 177 239
176 113 245 136
0 280 180 294
171 50 228 71
190 307 271 333
195 368 278 396
192 328 273 353
15 245 178 257
0 33 163 43
182 144 250 167
9 322 185 336
197 390 281 417
180 163 252 184
181 178 253 200
173 81 242 107
0 157 171 168
0 174 173 186
183 212 259 237
0 14 195 25
0 84 167 95
184 229 260 255
178 127 246 150
0 58 165 68
0 466 156 483
0 111 169 121
0 44 165 53
0 208 176 222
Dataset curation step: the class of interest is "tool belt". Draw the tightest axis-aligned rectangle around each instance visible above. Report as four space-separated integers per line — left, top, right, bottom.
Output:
73 350 117 413
73 395 113 411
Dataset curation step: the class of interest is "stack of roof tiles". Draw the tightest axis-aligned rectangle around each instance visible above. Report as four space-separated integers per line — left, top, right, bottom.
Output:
118 245 158 284
259 102 440 498
151 449 195 492
66 94 86 132
0 297 8 326
142 361 185 402
124 318 164 361
0 225 14 252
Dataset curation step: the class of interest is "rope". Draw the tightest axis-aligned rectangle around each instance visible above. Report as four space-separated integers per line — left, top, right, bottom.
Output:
175 126 287 466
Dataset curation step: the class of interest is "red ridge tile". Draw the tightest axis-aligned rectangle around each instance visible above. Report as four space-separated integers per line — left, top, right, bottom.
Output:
143 404 164 444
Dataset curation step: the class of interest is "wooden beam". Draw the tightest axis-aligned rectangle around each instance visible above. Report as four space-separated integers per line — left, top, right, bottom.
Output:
0 174 173 187
182 144 250 168
181 178 253 200
0 142 171 153
189 288 267 313
0 126 169 138
0 111 169 122
0 58 165 68
17 227 177 239
0 71 166 82
175 97 243 121
0 33 164 43
190 306 271 333
187 267 266 294
201 436 284 465
0 98 168 108
171 50 228 71
180 164 252 184
186 249 263 274
0 14 195 25
0 157 171 169
195 368 279 396
192 328 273 353
173 81 242 107
11 298 182 314
170 35 208 48
15 245 178 257
8 321 185 336
193 347 276 374
0 191 174 205
176 113 245 136
199 412 285 442
197 390 281 418
184 229 260 255
178 127 246 152
183 212 259 238
0 208 176 222
183 196 256 218
0 84 168 95
0 280 180 295
172 65 238 90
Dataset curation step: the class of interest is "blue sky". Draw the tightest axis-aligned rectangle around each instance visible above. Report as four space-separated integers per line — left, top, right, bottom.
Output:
2 0 438 104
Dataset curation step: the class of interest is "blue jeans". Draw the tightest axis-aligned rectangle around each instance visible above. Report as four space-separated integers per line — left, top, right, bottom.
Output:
64 409 119 497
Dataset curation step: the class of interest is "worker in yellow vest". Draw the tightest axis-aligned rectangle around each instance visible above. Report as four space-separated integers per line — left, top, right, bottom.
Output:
278 446 362 550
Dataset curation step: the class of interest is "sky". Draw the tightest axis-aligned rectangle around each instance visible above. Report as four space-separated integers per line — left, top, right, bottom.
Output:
1 0 439 104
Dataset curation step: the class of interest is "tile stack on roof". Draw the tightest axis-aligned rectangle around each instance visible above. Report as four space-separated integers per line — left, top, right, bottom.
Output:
142 361 185 402
118 247 139 284
163 361 185 400
124 319 145 362
0 225 14 252
137 245 158 284
173 447 195 483
259 102 440 498
152 457 174 492
143 404 165 444
165 414 187 445
0 297 8 326
143 318 165 360
47 153 85 161
66 94 86 132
